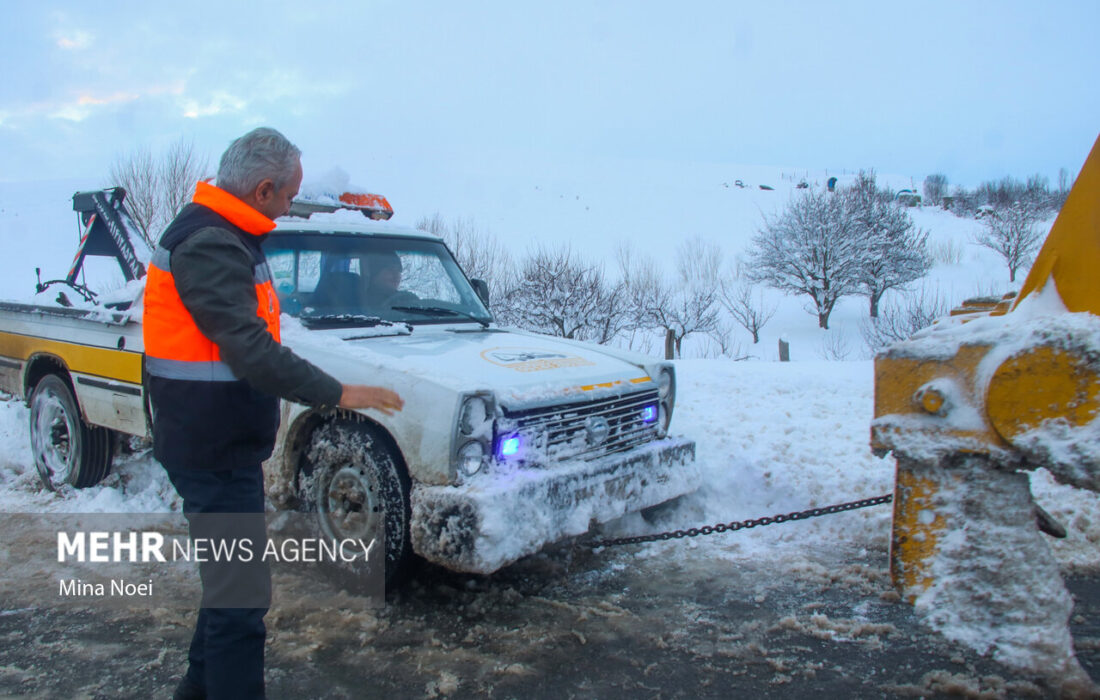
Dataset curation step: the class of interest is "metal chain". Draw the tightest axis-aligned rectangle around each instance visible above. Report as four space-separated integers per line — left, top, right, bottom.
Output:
587 493 894 548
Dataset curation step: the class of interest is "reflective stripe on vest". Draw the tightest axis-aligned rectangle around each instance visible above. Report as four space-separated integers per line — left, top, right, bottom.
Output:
146 356 239 381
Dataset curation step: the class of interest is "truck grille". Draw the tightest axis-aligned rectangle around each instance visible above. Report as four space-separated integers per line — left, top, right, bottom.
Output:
498 389 661 464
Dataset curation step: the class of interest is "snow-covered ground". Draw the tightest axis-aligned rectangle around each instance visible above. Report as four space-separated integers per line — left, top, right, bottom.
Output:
2 333 1100 691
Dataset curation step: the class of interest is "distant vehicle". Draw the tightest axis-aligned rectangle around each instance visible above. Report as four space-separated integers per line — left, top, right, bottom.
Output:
895 189 922 207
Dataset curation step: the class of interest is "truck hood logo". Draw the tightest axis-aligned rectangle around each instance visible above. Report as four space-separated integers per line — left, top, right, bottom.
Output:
481 347 596 373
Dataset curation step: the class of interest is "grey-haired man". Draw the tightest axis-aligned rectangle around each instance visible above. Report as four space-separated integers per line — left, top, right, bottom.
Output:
144 127 403 699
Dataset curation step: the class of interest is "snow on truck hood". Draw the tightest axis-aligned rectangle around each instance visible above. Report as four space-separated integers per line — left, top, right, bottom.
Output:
279 319 656 406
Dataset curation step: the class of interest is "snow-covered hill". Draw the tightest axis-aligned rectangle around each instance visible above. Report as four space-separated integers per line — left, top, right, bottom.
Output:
0 155 1052 362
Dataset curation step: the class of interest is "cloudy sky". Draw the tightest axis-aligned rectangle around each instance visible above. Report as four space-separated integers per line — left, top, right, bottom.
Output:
2 1 1098 195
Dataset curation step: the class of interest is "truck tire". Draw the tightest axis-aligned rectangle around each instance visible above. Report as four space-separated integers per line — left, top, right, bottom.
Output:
299 418 412 591
28 374 113 490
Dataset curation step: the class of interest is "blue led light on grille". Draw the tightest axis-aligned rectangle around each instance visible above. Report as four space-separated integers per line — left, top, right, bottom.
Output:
499 436 521 457
640 405 659 423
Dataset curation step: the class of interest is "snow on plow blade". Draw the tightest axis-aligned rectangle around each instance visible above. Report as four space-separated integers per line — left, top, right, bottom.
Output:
410 438 698 574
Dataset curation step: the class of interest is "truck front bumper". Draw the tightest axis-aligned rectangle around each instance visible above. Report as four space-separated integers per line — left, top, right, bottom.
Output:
410 437 698 574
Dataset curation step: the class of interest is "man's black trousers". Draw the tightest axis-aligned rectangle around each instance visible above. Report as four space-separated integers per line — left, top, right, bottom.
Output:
165 464 270 700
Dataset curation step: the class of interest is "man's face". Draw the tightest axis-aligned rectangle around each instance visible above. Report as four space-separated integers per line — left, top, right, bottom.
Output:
373 265 401 292
256 159 303 220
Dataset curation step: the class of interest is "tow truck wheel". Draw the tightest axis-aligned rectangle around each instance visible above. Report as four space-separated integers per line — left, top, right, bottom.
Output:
299 418 412 591
28 374 113 490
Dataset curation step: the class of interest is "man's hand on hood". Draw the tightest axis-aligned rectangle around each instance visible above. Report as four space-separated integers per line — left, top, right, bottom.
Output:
338 385 405 415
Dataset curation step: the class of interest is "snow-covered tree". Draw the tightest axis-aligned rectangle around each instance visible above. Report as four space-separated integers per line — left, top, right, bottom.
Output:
748 190 862 329
502 246 627 343
844 172 931 318
973 200 1045 282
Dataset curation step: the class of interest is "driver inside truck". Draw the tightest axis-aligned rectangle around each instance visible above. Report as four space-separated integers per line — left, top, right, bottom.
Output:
362 250 414 308
310 256 364 312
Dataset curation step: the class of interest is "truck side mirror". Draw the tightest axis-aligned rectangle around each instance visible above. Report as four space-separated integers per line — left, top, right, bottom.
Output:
471 278 490 308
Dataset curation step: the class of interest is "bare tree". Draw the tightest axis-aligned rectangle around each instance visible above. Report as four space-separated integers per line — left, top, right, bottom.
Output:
923 173 948 207
502 246 627 343
949 184 977 217
161 139 208 222
635 238 721 358
845 172 931 318
617 243 672 352
973 201 1045 282
928 238 964 266
816 331 852 361
109 147 158 244
860 286 952 353
615 240 722 358
416 212 446 237
1058 167 1072 196
415 212 515 303
718 272 776 344
749 190 862 329
109 138 209 247
705 319 750 360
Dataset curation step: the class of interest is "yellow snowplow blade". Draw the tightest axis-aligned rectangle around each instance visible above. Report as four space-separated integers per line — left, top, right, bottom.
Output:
986 345 1100 441
1013 133 1100 314
875 136 1100 674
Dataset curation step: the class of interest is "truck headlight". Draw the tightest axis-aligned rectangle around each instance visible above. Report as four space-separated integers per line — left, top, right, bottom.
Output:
458 441 486 476
655 365 676 437
453 392 495 480
459 396 491 437
657 403 671 438
657 368 674 400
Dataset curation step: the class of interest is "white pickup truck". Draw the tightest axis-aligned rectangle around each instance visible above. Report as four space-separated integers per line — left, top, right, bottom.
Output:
0 188 698 585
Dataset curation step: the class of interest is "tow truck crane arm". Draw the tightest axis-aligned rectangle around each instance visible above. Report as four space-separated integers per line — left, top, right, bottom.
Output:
36 188 149 304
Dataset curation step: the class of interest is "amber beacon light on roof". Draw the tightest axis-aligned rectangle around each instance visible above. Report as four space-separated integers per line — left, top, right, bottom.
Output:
288 189 394 221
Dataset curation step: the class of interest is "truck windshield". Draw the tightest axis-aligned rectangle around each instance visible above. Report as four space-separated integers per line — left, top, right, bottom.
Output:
263 233 492 328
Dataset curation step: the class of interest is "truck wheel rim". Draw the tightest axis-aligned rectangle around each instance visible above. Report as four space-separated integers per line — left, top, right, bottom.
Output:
31 388 76 487
320 465 381 542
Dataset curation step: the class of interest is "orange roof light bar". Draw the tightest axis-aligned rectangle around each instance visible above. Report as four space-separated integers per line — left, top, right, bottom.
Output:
288 190 394 221
338 192 394 220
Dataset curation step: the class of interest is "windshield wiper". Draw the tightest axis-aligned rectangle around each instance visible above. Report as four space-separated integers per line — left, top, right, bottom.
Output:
390 305 490 329
298 313 395 329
